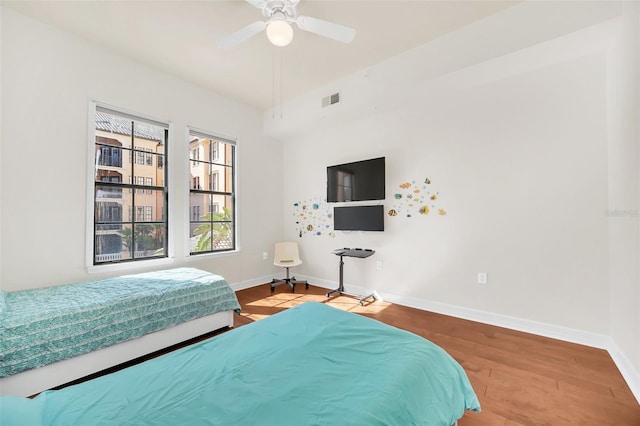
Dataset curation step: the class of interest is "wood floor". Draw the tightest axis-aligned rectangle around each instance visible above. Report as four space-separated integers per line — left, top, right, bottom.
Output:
235 284 640 426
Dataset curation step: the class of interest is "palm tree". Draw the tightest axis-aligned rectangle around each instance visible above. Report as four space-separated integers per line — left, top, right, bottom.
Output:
119 224 164 256
193 207 233 252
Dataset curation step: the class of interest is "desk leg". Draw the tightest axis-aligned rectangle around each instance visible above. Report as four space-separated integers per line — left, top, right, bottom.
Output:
326 256 345 297
358 293 377 306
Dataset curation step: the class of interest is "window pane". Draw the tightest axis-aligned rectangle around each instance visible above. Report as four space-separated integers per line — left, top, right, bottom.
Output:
190 161 210 190
189 194 233 253
211 141 233 166
190 193 210 221
133 224 165 258
95 111 133 149
135 189 165 222
95 147 131 184
95 183 125 202
212 194 233 216
134 151 164 183
211 164 232 192
132 120 165 150
96 223 132 262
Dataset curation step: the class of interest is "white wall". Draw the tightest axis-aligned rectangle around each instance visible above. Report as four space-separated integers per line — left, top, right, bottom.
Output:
0 7 284 290
266 0 639 385
607 0 640 396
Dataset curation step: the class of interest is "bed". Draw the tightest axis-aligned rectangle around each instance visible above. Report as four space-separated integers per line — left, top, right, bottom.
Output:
0 302 481 425
0 267 240 397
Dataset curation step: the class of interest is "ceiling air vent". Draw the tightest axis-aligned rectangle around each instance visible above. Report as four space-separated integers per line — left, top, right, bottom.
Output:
322 92 340 108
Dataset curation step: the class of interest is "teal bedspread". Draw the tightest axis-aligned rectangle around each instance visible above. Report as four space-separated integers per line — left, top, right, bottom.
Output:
0 302 480 425
0 268 240 377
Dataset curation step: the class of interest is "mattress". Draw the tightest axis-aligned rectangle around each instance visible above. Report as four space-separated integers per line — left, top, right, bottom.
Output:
0 268 240 377
0 302 480 425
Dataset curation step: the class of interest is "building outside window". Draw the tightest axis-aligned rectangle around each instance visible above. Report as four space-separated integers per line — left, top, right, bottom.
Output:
210 171 218 191
188 128 236 255
191 148 199 167
210 141 218 161
93 105 168 265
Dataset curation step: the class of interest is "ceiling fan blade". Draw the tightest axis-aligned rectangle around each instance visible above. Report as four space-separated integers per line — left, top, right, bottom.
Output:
245 0 267 9
296 15 356 44
217 21 267 49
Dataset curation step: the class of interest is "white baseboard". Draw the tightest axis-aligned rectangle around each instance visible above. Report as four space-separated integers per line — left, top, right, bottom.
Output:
607 338 640 404
229 275 275 292
291 274 640 404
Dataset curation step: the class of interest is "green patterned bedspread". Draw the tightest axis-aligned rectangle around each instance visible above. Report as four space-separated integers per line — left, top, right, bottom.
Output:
0 268 240 377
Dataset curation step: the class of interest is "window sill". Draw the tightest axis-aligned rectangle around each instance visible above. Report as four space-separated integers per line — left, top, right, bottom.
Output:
87 257 176 274
185 249 240 262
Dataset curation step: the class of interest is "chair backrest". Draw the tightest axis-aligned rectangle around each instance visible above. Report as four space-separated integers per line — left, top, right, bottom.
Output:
274 242 302 268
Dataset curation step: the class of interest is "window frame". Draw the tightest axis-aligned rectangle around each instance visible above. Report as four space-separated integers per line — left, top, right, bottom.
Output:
186 126 237 257
86 102 173 273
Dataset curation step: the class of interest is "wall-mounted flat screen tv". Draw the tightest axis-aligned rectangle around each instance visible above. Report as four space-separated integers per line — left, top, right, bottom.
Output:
334 205 384 232
327 157 385 202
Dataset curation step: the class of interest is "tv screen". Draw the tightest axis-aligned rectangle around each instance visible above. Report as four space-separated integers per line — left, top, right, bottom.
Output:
334 205 384 231
327 157 385 202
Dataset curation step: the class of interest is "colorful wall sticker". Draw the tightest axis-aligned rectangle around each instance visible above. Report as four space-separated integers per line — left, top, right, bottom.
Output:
292 196 335 238
389 178 447 218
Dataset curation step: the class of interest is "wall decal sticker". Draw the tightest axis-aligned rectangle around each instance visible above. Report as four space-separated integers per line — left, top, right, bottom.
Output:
389 177 446 219
292 196 334 237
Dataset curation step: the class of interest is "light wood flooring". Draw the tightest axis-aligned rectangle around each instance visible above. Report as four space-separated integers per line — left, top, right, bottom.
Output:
235 283 640 426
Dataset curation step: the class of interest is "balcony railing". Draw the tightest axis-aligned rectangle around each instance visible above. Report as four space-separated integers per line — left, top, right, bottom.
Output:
95 250 159 263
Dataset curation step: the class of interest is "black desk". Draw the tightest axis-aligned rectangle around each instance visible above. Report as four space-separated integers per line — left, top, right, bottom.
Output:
327 248 376 305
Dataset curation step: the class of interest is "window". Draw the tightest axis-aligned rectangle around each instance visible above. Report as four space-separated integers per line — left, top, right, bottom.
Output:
188 129 236 255
210 171 219 191
96 138 122 168
136 151 145 165
210 141 219 161
92 105 168 265
191 148 199 167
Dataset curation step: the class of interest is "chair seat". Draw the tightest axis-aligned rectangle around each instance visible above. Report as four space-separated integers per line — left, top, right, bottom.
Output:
271 242 307 293
274 259 301 268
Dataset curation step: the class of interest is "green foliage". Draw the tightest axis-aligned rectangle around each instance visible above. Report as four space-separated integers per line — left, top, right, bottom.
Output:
119 223 163 254
193 207 233 252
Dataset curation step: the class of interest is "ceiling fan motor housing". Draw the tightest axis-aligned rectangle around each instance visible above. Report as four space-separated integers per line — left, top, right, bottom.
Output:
262 0 298 22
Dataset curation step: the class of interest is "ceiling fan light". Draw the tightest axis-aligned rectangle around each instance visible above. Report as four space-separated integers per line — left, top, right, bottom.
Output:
266 20 293 47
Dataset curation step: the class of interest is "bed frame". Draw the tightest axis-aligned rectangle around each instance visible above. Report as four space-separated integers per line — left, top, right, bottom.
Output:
0 310 234 397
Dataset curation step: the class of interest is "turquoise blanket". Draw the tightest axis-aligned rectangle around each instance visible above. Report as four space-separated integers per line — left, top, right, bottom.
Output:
0 268 240 377
1 302 480 425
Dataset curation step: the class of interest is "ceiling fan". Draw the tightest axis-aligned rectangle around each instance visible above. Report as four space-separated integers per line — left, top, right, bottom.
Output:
217 0 356 49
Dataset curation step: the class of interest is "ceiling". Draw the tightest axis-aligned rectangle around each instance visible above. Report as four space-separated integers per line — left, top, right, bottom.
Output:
3 0 518 110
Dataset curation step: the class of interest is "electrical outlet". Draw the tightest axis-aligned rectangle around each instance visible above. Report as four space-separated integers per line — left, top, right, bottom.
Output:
477 272 488 284
376 260 383 271
262 252 268 261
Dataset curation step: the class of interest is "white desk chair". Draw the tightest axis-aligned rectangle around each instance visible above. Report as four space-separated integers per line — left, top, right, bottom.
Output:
270 242 309 292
